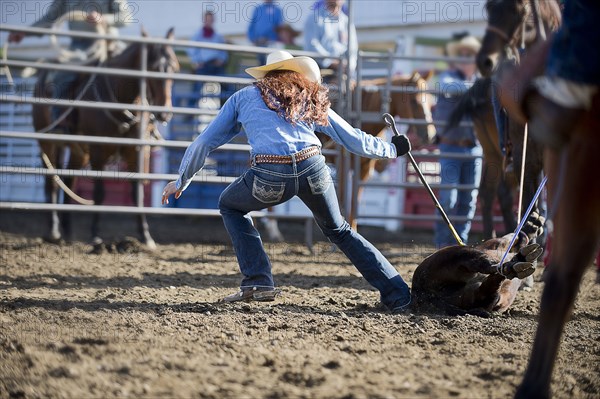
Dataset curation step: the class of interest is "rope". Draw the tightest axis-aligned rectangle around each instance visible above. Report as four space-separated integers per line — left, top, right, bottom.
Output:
517 123 529 222
41 152 94 206
497 175 547 275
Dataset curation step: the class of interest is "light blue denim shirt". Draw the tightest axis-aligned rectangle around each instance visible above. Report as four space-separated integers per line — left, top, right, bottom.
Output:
303 5 357 73
186 30 228 65
247 3 283 43
176 86 396 191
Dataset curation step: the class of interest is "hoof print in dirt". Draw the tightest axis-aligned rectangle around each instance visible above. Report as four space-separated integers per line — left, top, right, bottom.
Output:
73 337 108 346
49 366 79 378
280 371 325 388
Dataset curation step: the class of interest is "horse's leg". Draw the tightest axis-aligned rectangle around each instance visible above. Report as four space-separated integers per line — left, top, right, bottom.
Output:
59 144 88 241
478 160 498 239
510 123 544 242
124 142 157 249
522 140 546 246
41 144 62 243
130 181 156 249
91 178 105 243
260 209 284 242
516 141 600 398
44 174 62 243
497 176 517 234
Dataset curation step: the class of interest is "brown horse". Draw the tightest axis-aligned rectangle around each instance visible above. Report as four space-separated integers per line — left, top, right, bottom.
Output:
477 0 562 244
445 77 517 239
476 1 600 397
320 72 435 227
412 233 542 317
33 28 179 248
517 91 600 399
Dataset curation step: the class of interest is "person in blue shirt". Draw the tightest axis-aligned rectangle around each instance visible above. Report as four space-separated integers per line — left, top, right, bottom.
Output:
161 50 413 311
432 34 483 248
247 0 283 64
186 11 229 108
304 0 357 77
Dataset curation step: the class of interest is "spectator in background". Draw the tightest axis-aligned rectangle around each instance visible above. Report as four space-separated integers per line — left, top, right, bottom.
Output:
304 0 357 79
248 0 283 64
186 10 228 108
432 33 483 248
273 23 301 51
8 0 130 123
311 0 348 14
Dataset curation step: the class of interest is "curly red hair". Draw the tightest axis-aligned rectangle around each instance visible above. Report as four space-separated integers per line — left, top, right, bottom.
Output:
255 70 330 126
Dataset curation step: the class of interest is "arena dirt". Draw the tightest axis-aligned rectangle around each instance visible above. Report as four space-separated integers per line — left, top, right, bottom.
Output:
0 225 599 398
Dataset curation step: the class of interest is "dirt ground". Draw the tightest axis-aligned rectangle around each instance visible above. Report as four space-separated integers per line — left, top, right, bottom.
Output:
0 212 599 398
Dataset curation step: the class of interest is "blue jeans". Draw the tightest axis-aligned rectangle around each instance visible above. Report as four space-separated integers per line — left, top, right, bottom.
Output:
435 144 483 248
218 152 411 310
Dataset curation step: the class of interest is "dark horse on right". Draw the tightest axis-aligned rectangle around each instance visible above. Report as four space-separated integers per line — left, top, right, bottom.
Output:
477 1 600 398
476 0 561 244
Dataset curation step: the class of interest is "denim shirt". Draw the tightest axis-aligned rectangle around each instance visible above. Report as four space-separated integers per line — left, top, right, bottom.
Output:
186 30 228 65
247 3 283 43
303 5 357 73
433 69 477 144
176 86 396 191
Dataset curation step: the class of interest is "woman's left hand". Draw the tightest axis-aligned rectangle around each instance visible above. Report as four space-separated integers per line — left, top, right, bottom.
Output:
161 181 182 205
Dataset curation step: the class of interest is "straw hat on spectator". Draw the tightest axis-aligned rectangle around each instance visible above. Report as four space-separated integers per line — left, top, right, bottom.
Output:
446 35 481 57
245 50 322 83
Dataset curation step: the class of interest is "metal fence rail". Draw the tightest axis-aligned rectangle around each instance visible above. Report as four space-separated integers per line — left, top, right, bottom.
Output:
0 24 496 237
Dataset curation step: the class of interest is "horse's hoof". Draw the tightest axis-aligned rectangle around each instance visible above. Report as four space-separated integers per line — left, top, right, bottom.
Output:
43 235 63 245
90 242 106 255
500 261 535 280
144 238 157 250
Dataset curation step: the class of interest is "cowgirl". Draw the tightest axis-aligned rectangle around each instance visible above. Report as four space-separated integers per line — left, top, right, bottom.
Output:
162 51 412 311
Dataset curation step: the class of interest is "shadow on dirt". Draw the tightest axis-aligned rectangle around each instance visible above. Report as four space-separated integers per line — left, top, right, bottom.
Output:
0 272 372 291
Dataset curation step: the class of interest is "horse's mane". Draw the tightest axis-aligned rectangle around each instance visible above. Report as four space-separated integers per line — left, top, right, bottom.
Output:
534 0 562 31
519 0 562 42
103 41 178 71
104 42 142 68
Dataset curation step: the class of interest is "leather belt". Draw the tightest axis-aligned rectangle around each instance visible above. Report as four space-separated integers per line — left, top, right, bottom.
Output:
439 136 476 147
253 146 321 165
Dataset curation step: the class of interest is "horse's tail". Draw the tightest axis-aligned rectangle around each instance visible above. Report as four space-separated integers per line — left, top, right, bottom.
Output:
41 152 94 206
443 77 492 134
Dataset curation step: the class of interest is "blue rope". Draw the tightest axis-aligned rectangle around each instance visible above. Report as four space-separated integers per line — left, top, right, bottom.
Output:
497 175 548 274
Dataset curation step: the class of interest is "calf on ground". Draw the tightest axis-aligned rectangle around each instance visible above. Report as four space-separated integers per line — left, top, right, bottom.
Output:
411 235 543 317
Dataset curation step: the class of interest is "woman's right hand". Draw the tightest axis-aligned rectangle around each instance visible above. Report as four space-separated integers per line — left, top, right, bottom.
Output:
392 135 412 157
161 181 182 205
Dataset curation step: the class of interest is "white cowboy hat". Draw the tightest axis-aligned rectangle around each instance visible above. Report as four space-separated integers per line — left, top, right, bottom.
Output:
245 50 321 83
446 35 481 57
